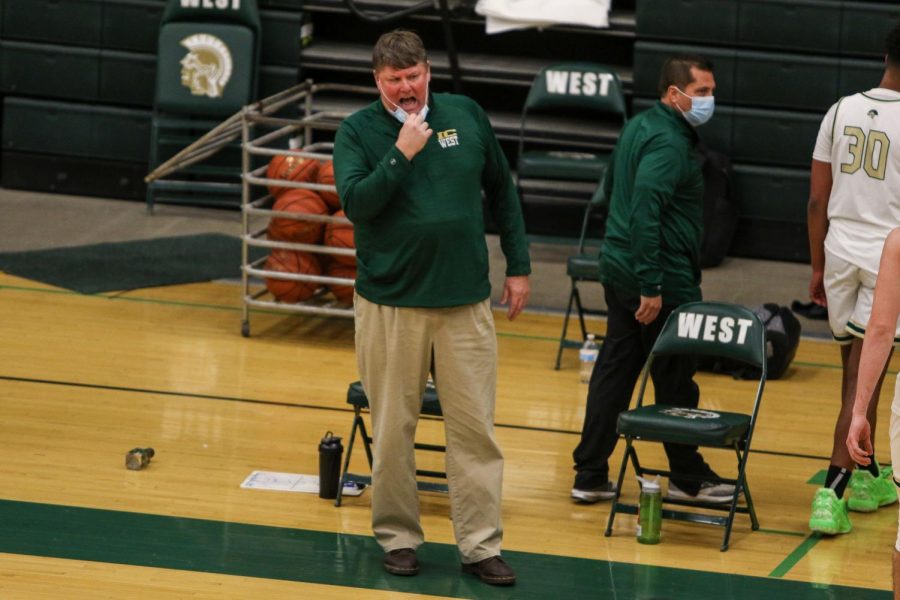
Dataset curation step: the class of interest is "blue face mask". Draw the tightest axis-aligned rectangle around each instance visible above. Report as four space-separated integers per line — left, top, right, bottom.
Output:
676 88 715 127
378 81 429 123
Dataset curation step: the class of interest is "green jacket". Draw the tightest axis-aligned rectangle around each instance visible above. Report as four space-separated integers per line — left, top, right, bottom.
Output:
333 93 530 307
599 101 704 305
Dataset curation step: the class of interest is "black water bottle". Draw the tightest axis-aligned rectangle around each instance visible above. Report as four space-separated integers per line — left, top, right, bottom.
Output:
318 431 343 499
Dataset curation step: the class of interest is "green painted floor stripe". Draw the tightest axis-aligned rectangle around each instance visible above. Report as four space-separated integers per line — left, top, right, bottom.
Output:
492 331 558 342
769 533 823 578
0 283 75 296
0 500 888 598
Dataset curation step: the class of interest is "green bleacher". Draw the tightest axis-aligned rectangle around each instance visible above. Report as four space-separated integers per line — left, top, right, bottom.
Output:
1 0 897 262
0 0 308 200
633 0 900 262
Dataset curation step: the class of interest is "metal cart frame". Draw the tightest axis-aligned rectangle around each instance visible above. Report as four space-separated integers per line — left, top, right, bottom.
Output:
146 81 377 337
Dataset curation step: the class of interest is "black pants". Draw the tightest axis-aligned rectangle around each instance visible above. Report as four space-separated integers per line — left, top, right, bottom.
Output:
572 285 714 496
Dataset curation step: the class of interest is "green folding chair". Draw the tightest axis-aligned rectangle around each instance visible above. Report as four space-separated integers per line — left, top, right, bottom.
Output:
516 62 626 237
146 0 261 211
335 381 448 507
554 176 608 370
517 62 626 183
604 301 767 551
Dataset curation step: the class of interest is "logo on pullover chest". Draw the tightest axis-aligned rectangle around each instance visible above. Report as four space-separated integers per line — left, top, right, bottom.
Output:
437 129 459 149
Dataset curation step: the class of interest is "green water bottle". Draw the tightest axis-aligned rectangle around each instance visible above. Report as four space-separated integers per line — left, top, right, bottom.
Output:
637 476 661 544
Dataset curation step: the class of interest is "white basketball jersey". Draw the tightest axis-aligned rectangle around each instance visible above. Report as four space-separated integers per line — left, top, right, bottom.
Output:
813 88 900 274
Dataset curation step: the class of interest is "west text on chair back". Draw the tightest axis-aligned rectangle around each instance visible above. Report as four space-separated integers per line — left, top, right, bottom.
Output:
517 63 626 183
516 63 626 239
650 302 767 373
523 63 627 115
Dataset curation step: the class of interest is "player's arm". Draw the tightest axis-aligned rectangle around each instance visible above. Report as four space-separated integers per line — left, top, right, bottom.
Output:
808 100 838 307
847 229 900 464
807 159 832 306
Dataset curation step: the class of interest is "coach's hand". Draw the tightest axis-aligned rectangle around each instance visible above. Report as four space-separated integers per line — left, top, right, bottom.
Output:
501 276 530 321
395 112 432 161
635 295 661 324
846 413 873 465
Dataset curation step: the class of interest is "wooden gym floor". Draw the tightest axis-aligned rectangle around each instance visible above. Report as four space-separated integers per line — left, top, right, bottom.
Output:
0 269 897 599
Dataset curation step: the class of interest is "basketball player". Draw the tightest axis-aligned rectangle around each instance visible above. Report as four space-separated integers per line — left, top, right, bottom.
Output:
847 228 900 594
807 21 900 535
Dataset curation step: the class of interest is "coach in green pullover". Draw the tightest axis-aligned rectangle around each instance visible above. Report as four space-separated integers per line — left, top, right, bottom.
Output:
571 55 737 506
333 31 530 586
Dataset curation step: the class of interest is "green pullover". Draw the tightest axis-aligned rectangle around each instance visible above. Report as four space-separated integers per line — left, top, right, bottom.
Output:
599 101 704 305
333 93 531 307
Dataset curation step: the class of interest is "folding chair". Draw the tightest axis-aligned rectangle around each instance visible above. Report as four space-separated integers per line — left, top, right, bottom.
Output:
554 176 609 369
335 381 448 507
146 0 261 211
604 301 767 551
516 62 627 238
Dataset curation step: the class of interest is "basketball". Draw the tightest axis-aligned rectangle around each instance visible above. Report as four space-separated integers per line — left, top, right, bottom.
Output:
268 189 329 244
323 210 356 267
325 261 356 304
317 160 341 210
264 249 321 303
266 151 319 198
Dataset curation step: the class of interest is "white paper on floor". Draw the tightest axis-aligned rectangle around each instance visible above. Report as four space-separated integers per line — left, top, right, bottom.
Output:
240 470 366 496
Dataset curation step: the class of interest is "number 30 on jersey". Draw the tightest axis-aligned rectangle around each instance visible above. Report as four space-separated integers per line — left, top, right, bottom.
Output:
841 126 891 180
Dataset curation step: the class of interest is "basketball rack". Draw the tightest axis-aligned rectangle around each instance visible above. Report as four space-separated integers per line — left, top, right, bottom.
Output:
146 80 377 337
240 81 382 337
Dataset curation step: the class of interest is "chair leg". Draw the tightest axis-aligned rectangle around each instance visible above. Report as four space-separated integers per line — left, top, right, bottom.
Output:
720 491 739 551
359 416 373 469
335 412 362 507
573 284 589 342
605 439 635 537
555 283 579 370
146 122 160 215
735 446 759 530
720 446 757 550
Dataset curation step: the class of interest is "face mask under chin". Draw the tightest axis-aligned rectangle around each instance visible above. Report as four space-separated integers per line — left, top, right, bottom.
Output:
378 82 430 124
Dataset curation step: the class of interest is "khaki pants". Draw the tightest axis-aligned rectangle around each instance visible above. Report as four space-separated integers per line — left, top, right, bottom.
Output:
354 293 503 563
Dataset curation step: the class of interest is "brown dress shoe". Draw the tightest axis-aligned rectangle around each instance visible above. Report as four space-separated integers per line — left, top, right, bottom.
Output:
383 548 419 576
462 556 516 585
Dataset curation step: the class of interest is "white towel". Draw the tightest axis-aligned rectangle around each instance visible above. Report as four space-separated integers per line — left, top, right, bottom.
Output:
475 0 610 34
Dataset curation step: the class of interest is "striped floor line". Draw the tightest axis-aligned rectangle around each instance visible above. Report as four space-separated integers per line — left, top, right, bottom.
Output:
0 500 888 599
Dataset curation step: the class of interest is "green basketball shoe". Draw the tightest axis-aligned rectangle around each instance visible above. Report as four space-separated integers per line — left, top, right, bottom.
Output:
809 488 852 535
848 466 898 513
